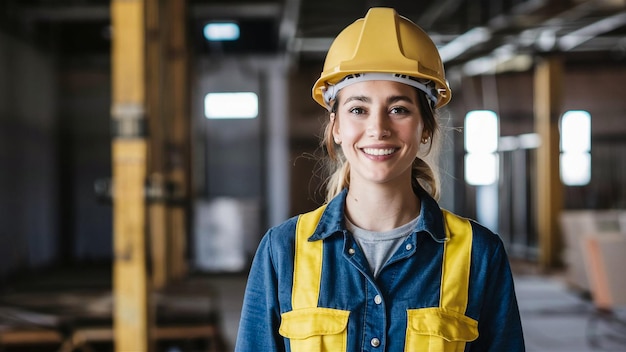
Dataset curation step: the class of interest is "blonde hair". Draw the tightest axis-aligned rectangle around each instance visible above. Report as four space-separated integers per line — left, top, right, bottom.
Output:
321 90 442 203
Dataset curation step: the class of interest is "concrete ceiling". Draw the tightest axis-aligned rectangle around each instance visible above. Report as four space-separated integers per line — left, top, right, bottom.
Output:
2 0 626 72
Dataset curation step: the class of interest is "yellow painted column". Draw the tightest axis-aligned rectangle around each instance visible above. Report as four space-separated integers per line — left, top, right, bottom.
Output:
534 56 564 270
111 0 150 351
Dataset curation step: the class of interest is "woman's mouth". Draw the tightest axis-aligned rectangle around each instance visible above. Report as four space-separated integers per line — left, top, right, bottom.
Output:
362 147 398 156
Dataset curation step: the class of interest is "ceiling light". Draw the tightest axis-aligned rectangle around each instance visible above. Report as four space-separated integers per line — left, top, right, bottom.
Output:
203 22 240 41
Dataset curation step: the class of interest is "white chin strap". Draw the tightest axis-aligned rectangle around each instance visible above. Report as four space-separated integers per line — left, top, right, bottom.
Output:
322 73 439 110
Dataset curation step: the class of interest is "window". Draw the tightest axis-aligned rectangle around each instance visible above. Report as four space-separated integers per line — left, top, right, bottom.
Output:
560 110 591 186
204 92 258 119
464 110 499 185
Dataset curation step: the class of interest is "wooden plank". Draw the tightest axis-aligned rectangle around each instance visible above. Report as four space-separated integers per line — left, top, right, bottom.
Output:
71 325 218 341
533 56 564 270
0 325 220 349
154 325 218 339
164 0 190 280
0 330 63 345
145 0 170 290
149 199 169 289
111 0 150 351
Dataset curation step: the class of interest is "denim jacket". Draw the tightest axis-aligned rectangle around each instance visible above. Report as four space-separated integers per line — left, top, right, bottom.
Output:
235 188 525 351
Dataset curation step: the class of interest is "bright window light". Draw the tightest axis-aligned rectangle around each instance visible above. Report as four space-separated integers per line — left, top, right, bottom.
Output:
203 23 240 41
561 152 591 186
561 110 591 153
560 110 591 185
204 92 258 119
465 110 499 153
465 153 499 186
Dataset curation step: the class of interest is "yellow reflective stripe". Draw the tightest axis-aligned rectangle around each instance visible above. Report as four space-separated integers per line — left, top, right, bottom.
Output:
292 205 327 309
440 210 473 313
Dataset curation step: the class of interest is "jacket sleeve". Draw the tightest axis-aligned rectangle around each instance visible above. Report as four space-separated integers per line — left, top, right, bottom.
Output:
471 241 526 351
235 230 286 352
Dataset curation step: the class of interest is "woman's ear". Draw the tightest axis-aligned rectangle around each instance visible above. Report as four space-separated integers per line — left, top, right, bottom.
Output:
331 113 341 144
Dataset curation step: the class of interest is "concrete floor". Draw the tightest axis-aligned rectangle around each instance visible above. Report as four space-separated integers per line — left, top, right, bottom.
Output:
516 274 626 352
2 262 624 351
208 271 626 352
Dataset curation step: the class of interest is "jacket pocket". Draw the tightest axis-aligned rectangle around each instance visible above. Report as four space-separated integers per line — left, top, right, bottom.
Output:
405 307 478 352
279 307 350 352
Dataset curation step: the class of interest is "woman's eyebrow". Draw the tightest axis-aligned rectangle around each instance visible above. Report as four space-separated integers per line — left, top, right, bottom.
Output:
387 95 415 104
342 94 416 105
343 95 371 105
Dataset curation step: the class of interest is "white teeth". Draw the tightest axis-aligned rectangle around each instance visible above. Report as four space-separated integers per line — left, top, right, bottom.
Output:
363 148 396 156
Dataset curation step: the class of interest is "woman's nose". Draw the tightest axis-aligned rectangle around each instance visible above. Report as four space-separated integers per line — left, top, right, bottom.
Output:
367 112 391 139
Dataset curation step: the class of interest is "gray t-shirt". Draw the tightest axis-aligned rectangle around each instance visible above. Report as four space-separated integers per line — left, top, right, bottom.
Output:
346 215 419 278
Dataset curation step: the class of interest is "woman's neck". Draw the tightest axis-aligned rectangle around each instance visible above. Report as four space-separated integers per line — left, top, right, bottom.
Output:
344 181 420 232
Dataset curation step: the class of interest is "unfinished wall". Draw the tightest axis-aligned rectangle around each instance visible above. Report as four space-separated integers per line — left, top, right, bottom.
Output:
57 63 112 262
0 32 59 279
449 65 626 210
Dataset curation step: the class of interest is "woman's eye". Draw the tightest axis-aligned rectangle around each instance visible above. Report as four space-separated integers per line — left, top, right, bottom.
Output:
390 106 410 114
349 107 366 115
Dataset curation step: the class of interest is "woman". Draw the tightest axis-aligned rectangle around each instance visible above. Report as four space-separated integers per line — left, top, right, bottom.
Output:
236 7 524 352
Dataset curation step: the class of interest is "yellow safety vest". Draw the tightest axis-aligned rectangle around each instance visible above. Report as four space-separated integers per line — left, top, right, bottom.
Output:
279 205 479 352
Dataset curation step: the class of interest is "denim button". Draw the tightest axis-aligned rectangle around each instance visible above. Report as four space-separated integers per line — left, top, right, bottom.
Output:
348 248 356 255
371 337 380 347
374 295 382 305
405 243 413 251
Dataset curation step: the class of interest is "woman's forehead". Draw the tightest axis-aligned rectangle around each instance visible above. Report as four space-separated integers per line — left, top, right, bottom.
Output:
338 80 418 102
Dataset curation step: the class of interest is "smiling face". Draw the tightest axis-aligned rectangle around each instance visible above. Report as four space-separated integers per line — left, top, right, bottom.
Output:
331 80 429 189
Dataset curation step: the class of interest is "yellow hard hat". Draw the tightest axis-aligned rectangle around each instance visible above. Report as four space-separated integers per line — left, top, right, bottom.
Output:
312 7 451 110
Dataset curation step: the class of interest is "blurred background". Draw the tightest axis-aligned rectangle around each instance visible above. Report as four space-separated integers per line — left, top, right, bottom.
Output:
0 0 625 351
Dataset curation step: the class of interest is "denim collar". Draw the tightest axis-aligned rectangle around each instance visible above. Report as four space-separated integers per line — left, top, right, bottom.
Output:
309 187 447 243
